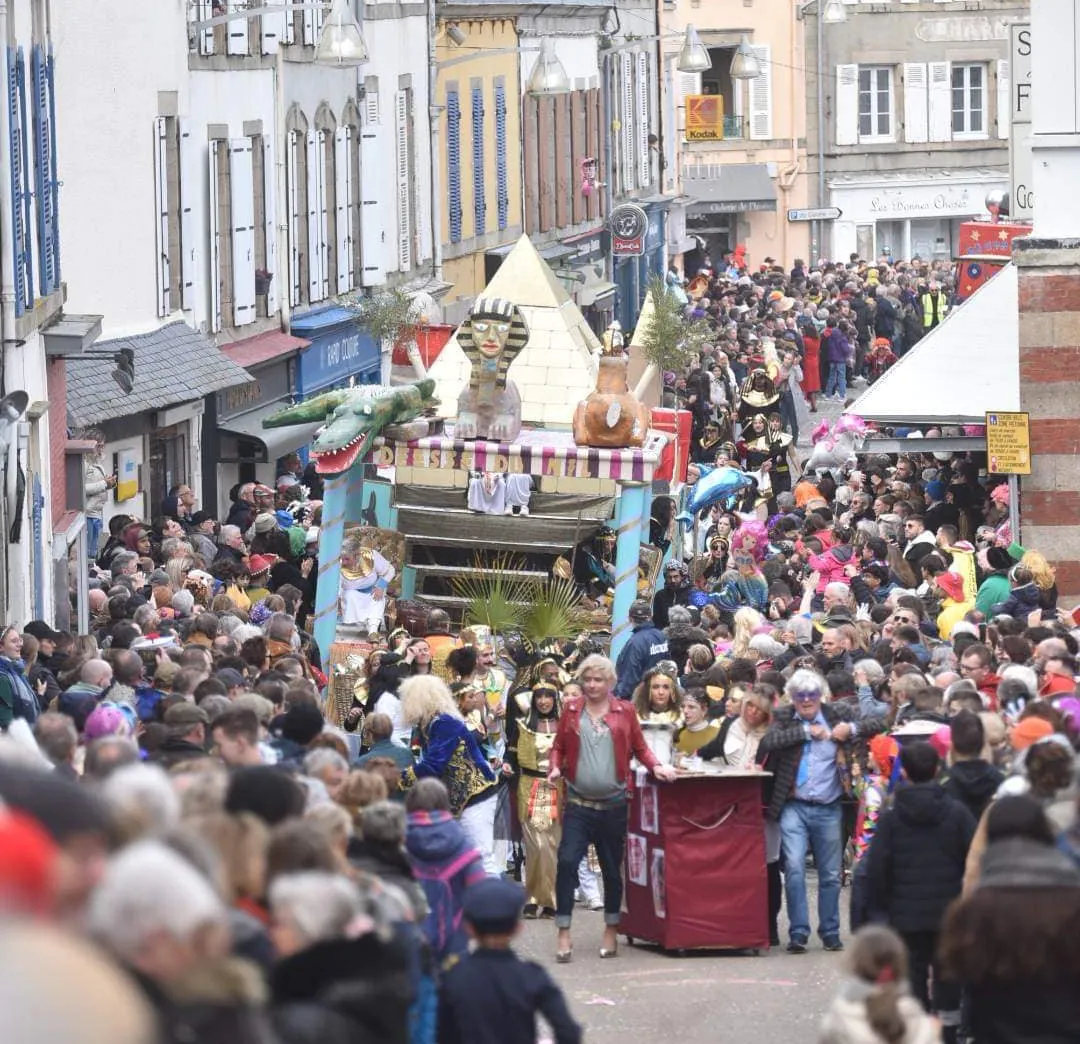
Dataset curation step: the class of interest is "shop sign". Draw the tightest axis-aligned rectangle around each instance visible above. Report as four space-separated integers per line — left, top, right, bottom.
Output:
685 95 724 141
915 16 1011 43
986 411 1031 475
610 203 648 257
1010 23 1033 220
867 187 976 217
216 361 292 422
296 326 379 395
562 228 609 263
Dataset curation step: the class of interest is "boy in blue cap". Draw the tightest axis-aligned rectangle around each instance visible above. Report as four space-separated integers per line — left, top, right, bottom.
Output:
438 877 582 1044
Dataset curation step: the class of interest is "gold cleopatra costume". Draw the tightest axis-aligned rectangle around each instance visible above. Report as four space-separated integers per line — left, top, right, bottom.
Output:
509 685 563 914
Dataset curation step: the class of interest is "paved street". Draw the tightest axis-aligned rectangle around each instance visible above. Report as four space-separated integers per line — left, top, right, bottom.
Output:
517 880 845 1043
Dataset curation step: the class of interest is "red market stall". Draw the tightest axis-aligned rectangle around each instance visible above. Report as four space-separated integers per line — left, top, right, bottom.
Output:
621 770 770 953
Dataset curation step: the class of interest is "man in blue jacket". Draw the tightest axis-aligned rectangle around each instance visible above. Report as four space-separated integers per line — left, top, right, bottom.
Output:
614 601 669 700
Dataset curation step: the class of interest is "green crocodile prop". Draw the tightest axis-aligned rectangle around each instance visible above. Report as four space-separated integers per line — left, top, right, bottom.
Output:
262 379 438 476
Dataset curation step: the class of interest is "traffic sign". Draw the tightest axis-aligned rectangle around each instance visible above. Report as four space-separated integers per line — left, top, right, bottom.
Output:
787 207 842 222
685 95 724 142
986 410 1032 475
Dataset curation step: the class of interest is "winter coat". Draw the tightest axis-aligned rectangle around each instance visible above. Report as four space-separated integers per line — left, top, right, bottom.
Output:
865 781 975 933
940 759 1004 822
404 810 486 967
974 572 1011 617
758 702 886 822
992 582 1042 621
874 296 897 338
271 934 413 1044
807 544 855 594
664 622 713 674
818 977 942 1044
84 460 112 519
652 585 688 630
902 530 937 572
613 623 669 700
827 330 853 365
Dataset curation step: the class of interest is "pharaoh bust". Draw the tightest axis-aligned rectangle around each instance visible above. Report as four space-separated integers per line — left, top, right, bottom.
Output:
455 296 529 442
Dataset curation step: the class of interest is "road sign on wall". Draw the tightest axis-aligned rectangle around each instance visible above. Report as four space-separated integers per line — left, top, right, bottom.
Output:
787 207 842 222
685 95 724 141
986 410 1032 475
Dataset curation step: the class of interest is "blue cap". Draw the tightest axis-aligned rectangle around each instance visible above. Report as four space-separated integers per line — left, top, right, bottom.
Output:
462 877 525 934
925 480 945 500
274 509 294 529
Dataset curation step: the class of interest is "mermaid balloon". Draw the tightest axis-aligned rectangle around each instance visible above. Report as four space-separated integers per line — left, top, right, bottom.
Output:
676 464 756 527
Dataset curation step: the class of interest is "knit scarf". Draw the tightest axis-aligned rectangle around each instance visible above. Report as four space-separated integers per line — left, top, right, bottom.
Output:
0 656 39 723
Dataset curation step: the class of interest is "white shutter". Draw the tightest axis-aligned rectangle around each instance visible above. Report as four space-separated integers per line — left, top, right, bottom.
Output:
835 64 859 146
207 140 222 333
196 0 214 56
261 9 285 55
303 7 316 46
230 138 256 327
996 59 1010 139
636 51 651 188
283 5 295 44
748 45 772 140
226 0 248 56
928 61 951 142
903 62 929 143
286 131 302 307
394 93 411 272
306 130 322 301
335 126 353 292
679 72 701 100
312 3 324 37
178 118 198 311
153 118 171 318
263 136 279 316
620 54 634 195
359 87 388 287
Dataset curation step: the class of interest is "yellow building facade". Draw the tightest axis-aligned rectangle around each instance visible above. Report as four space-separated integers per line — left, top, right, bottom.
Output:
435 18 524 310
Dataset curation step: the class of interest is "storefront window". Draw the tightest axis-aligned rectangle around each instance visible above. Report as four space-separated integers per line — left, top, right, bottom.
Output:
148 422 190 517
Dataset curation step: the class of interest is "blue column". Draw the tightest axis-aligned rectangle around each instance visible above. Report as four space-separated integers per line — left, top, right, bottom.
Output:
611 481 647 660
313 472 348 664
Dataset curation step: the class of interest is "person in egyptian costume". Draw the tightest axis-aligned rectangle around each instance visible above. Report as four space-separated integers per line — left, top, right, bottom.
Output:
339 541 395 634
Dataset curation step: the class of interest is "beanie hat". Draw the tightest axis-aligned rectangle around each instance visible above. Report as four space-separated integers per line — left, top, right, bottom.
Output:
1009 717 1055 751
83 704 131 741
253 513 278 535
925 480 946 500
986 546 1014 572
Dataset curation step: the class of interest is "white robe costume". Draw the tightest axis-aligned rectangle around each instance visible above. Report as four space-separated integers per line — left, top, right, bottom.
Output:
340 549 395 633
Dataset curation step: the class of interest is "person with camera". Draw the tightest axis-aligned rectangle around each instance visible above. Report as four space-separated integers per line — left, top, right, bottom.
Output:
82 430 117 557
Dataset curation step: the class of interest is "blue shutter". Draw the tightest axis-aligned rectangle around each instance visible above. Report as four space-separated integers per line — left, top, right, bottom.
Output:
470 85 485 236
7 47 32 316
446 88 462 244
494 81 508 232
30 44 58 296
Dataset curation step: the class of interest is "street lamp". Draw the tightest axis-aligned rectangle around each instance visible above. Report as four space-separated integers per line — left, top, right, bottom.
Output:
526 37 572 96
822 0 848 24
676 25 711 74
729 35 761 81
313 0 370 66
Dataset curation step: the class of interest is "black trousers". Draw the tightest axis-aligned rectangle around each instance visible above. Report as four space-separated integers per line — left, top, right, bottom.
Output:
554 800 628 929
902 930 960 1042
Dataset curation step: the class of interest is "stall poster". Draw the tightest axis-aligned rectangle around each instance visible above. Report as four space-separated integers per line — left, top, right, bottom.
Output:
651 849 666 919
627 834 647 886
640 783 658 834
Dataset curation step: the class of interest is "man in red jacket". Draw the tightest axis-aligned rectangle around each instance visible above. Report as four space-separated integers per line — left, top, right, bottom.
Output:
548 654 676 962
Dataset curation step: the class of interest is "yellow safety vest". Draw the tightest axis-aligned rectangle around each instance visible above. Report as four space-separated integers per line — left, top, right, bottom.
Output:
922 291 947 328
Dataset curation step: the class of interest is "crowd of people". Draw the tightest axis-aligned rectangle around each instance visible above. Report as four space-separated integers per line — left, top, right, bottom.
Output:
0 248 1076 1044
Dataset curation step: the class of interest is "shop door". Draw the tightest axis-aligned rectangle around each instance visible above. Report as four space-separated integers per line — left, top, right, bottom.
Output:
148 423 190 516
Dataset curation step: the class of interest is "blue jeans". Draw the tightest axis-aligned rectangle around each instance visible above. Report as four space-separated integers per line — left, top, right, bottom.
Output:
825 362 847 399
555 799 628 928
780 799 842 942
86 516 103 557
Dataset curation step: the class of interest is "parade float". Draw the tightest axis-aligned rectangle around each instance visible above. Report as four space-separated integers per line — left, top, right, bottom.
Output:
265 235 675 682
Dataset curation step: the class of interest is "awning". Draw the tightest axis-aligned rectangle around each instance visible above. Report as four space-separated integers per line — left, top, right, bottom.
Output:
219 401 323 463
847 263 1019 425
578 280 618 307
220 330 309 369
683 163 777 217
486 240 577 263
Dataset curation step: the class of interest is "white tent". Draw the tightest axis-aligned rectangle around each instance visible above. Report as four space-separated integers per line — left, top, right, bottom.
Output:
846 263 1019 425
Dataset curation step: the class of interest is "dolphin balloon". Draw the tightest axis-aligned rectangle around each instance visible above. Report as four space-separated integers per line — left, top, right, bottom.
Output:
676 464 756 527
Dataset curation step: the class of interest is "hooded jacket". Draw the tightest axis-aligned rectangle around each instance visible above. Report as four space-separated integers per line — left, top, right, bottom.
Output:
404 810 486 967
866 781 976 933
992 582 1042 621
941 759 1004 822
808 543 855 594
613 623 669 700
818 977 942 1044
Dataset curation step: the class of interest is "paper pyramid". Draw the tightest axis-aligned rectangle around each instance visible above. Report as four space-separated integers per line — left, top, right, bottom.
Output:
427 235 601 427
626 291 661 408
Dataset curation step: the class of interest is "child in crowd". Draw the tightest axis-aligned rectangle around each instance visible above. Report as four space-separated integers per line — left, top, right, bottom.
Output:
849 733 898 931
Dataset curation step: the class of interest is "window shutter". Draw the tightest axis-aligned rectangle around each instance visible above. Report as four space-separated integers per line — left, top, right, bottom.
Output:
928 61 951 142
196 0 214 56
748 45 772 140
835 64 859 146
395 91 411 272
306 129 327 302
226 0 249 57
263 135 279 315
286 131 302 306
334 126 353 292
446 88 463 244
494 81 508 231
7 47 31 317
359 87 388 286
207 139 222 333
679 72 702 100
230 138 256 326
470 85 485 237
621 54 634 195
312 4 324 38
282 5 295 44
30 45 58 296
996 59 1009 139
178 117 198 311
903 62 928 143
636 51 651 187
153 117 171 317
261 9 285 55
302 8 316 46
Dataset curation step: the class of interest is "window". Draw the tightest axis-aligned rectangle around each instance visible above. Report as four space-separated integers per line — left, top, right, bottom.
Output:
152 117 182 316
951 63 986 137
858 66 893 141
284 114 310 309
